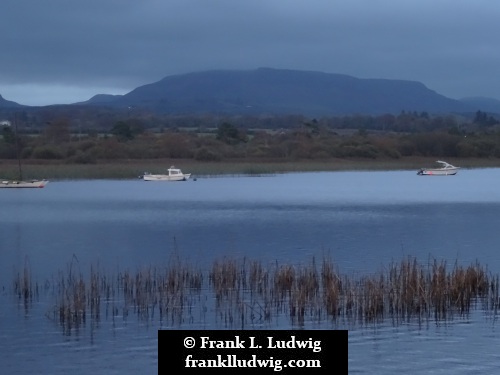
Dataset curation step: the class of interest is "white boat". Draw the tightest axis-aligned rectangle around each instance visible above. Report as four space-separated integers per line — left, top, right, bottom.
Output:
0 117 49 188
141 166 191 181
1 179 48 188
417 160 459 176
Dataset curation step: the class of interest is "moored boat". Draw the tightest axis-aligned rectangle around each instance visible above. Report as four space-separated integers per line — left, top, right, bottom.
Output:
0 179 49 188
141 166 191 181
1 116 49 188
417 161 459 176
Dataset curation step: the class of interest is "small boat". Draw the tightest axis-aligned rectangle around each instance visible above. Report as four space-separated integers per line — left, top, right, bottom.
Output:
1 179 48 188
417 160 459 176
141 166 191 181
0 116 49 188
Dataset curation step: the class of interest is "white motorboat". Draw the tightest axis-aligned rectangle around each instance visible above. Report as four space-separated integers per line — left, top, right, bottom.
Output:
141 166 191 181
417 161 459 176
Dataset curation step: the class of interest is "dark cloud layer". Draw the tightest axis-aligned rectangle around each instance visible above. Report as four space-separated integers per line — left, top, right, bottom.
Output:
1 0 499 105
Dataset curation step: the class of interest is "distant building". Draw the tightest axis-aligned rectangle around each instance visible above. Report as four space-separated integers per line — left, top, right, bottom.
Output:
0 120 11 127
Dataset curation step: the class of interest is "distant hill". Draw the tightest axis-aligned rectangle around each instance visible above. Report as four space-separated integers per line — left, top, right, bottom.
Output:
82 94 124 105
2 68 500 116
0 94 23 108
103 68 472 116
459 97 500 114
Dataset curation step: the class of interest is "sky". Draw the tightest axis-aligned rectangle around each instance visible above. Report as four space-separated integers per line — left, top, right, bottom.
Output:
1 0 499 106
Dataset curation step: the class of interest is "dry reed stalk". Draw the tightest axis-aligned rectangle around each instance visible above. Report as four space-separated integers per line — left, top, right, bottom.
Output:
157 260 203 323
209 258 239 300
15 255 500 331
278 262 321 324
430 259 448 320
358 275 385 322
274 264 295 297
490 275 500 313
13 257 36 312
248 260 270 295
89 265 100 319
321 258 342 316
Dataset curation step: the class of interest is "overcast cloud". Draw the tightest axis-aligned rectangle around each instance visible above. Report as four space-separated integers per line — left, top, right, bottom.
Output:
1 0 499 106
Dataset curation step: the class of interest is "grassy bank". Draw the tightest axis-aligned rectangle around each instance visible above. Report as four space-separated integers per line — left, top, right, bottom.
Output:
2 157 500 180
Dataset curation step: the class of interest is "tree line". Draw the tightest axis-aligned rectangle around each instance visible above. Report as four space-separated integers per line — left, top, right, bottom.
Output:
1 110 500 163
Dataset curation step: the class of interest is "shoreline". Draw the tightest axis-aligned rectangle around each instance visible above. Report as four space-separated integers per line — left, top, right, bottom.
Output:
2 156 500 180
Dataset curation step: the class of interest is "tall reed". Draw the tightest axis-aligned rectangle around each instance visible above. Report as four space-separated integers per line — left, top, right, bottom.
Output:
16 255 498 332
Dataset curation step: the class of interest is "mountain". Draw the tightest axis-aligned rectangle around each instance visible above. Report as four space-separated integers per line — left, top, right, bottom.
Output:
0 94 24 108
2 68 500 116
82 94 124 105
459 97 500 114
103 68 471 116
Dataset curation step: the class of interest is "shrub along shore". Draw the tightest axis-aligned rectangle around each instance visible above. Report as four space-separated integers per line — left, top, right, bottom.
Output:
2 157 500 180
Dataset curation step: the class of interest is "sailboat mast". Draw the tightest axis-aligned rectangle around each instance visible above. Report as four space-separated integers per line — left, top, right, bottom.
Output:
14 114 23 181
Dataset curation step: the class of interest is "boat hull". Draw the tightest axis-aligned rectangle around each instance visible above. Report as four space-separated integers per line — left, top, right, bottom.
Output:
143 174 191 181
417 169 458 176
0 180 49 188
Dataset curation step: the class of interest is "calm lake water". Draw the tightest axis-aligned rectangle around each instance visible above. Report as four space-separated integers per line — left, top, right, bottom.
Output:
1 168 500 374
